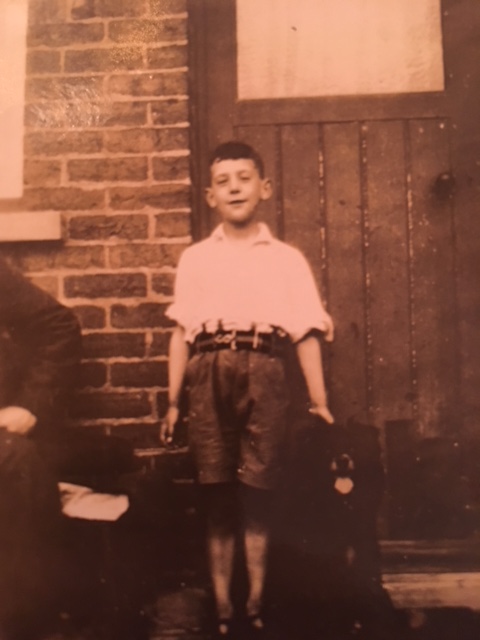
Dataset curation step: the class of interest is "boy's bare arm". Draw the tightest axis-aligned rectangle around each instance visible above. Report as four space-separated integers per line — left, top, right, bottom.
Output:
295 334 334 424
160 325 189 444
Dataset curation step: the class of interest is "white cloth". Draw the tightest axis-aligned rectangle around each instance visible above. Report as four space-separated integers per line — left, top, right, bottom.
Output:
58 482 129 522
166 223 333 343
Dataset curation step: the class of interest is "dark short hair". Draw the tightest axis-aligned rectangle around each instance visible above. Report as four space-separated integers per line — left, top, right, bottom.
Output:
209 141 265 178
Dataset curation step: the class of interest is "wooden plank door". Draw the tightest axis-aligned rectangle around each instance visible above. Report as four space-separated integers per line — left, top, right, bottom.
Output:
188 0 480 449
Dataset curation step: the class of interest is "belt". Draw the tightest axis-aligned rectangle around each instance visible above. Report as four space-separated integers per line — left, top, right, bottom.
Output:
191 329 288 357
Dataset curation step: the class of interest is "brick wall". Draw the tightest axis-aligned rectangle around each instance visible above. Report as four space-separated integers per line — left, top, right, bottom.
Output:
0 0 191 447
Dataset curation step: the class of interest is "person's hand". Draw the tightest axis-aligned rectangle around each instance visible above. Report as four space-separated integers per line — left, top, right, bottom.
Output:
0 406 37 435
159 405 180 445
308 403 334 424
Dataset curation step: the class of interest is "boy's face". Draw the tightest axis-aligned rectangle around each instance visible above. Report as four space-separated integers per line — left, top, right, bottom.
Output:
206 158 272 226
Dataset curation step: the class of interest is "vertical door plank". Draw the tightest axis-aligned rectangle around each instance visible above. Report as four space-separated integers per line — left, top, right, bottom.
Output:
278 124 327 430
190 0 237 238
409 119 459 437
204 0 236 149
236 125 281 237
366 121 413 425
323 123 367 423
443 0 480 438
280 124 324 290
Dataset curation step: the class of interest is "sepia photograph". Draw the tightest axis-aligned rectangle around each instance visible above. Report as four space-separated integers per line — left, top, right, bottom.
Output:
0 1 479 639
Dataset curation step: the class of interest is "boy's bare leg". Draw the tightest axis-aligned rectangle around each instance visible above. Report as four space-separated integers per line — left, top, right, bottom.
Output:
207 531 235 622
242 485 272 627
203 484 237 626
244 525 269 627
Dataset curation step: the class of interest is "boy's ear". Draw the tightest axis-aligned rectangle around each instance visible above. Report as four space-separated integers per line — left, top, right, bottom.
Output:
260 178 273 201
205 187 216 208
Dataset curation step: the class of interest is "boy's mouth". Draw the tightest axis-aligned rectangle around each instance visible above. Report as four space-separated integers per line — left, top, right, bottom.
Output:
229 199 246 206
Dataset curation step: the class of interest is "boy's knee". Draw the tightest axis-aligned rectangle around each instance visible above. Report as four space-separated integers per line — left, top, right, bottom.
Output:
202 482 239 534
239 483 273 528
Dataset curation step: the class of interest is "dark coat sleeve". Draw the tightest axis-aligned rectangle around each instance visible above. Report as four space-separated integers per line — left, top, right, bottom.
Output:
0 259 82 435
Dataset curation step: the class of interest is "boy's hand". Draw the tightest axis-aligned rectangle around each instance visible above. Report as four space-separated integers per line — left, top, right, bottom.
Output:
0 406 37 435
308 404 335 424
159 406 180 445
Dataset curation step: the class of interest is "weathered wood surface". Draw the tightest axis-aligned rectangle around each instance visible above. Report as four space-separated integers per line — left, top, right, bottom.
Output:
191 0 480 538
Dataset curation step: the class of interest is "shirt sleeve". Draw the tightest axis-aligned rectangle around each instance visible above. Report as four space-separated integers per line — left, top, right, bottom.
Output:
165 247 200 333
286 249 334 343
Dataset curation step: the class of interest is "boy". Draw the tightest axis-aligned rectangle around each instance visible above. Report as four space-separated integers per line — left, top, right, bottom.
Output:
160 141 334 636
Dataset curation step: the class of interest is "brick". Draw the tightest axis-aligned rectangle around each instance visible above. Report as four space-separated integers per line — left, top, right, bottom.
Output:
111 361 168 387
72 391 151 419
71 0 148 20
150 331 170 356
102 101 148 127
0 199 22 213
108 18 186 44
110 184 190 211
70 0 95 20
72 305 106 329
83 332 146 358
147 45 187 69
27 275 59 298
24 160 62 187
14 246 105 272
108 71 187 98
151 99 189 126
79 362 107 388
25 101 106 130
109 243 185 269
151 273 175 296
22 187 105 211
65 47 144 73
29 0 65 24
26 76 104 102
110 423 161 449
27 50 61 75
152 155 189 182
105 128 188 154
64 273 147 299
150 0 187 17
111 303 173 329
156 391 169 418
28 23 104 48
155 211 190 238
25 131 103 156
69 214 149 241
27 101 146 131
68 158 148 183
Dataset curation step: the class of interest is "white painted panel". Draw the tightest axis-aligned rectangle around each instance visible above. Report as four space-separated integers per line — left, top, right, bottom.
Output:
0 0 28 198
0 211 62 241
237 0 444 99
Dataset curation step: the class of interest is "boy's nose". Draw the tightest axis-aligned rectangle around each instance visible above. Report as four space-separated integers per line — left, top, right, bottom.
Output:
229 178 241 192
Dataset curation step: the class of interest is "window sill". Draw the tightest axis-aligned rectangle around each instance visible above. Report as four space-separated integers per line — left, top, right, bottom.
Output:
0 211 62 242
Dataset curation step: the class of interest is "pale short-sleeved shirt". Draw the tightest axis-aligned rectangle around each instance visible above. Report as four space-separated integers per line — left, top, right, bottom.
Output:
166 223 333 343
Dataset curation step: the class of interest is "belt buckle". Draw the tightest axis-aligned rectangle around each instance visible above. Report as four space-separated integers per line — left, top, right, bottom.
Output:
213 331 237 350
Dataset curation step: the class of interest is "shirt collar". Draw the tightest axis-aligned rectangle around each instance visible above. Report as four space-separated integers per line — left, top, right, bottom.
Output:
211 223 273 245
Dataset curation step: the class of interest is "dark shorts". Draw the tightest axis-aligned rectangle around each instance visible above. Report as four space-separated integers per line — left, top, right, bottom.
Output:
186 350 289 490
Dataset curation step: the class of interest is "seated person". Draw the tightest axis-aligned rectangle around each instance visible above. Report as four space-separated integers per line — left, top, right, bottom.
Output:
0 256 82 637
0 257 168 640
